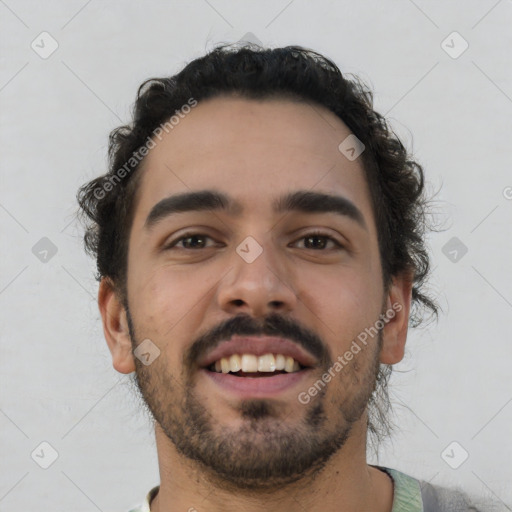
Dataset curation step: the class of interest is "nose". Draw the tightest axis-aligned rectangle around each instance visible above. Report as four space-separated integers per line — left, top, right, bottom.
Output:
216 237 298 318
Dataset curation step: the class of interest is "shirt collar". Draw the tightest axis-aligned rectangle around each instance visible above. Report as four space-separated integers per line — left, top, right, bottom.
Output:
141 467 423 512
141 485 159 512
374 466 423 512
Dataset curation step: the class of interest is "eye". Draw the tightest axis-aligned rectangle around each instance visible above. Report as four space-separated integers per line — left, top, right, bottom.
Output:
165 233 218 250
292 232 343 250
164 231 343 252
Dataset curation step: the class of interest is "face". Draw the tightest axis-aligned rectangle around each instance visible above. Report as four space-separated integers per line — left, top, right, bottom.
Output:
103 96 409 489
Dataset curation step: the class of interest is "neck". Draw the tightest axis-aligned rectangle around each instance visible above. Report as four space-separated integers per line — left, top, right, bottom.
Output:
149 419 394 512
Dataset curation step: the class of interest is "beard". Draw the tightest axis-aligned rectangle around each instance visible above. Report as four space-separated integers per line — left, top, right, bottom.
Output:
127 310 383 490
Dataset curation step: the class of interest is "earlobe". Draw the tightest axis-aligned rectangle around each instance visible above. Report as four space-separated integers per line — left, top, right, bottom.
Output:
98 278 136 374
380 273 413 365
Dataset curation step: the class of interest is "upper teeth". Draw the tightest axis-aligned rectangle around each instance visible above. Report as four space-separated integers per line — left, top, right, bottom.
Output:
213 354 301 373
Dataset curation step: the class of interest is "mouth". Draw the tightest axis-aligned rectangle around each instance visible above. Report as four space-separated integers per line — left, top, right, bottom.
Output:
198 337 317 397
202 364 312 397
207 353 305 377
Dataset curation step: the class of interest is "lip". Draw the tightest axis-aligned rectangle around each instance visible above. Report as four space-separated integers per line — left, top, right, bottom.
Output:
201 367 313 398
197 336 318 369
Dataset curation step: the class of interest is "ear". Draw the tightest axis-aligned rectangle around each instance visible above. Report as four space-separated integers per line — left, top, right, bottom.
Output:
98 278 136 374
379 272 413 365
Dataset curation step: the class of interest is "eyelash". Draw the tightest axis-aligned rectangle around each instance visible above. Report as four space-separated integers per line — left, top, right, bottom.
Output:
165 231 344 251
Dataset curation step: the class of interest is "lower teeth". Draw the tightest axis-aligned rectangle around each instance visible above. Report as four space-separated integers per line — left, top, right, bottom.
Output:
232 370 286 377
207 362 304 374
208 367 298 375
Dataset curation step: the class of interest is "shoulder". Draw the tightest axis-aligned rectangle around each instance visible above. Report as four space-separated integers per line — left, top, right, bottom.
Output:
419 479 507 512
376 466 507 512
419 480 477 511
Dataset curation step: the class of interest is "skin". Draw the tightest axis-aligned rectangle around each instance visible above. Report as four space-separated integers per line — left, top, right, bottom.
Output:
99 96 412 511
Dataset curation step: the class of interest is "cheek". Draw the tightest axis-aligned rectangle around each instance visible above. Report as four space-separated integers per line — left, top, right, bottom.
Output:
300 269 383 352
129 264 214 337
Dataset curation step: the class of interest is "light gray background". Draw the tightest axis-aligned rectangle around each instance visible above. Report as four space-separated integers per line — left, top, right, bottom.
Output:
1 1 511 510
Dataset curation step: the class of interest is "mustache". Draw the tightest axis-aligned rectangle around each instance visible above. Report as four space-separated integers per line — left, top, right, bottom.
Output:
185 313 331 369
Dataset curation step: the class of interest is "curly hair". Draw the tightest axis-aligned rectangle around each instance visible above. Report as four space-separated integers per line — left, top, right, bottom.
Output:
78 43 437 325
77 43 438 446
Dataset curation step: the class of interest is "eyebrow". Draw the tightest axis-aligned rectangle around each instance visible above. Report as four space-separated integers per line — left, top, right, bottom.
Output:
144 189 367 230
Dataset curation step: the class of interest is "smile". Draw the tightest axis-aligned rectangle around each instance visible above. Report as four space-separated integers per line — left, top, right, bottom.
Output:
209 353 304 375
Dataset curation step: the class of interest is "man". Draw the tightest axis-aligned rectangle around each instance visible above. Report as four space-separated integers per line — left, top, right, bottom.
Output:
77 44 486 511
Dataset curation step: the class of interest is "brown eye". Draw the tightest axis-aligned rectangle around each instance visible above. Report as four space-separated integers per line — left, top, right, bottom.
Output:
166 233 216 250
294 233 343 250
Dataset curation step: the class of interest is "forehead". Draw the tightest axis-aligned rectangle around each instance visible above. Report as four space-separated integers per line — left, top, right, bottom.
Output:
133 96 374 225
